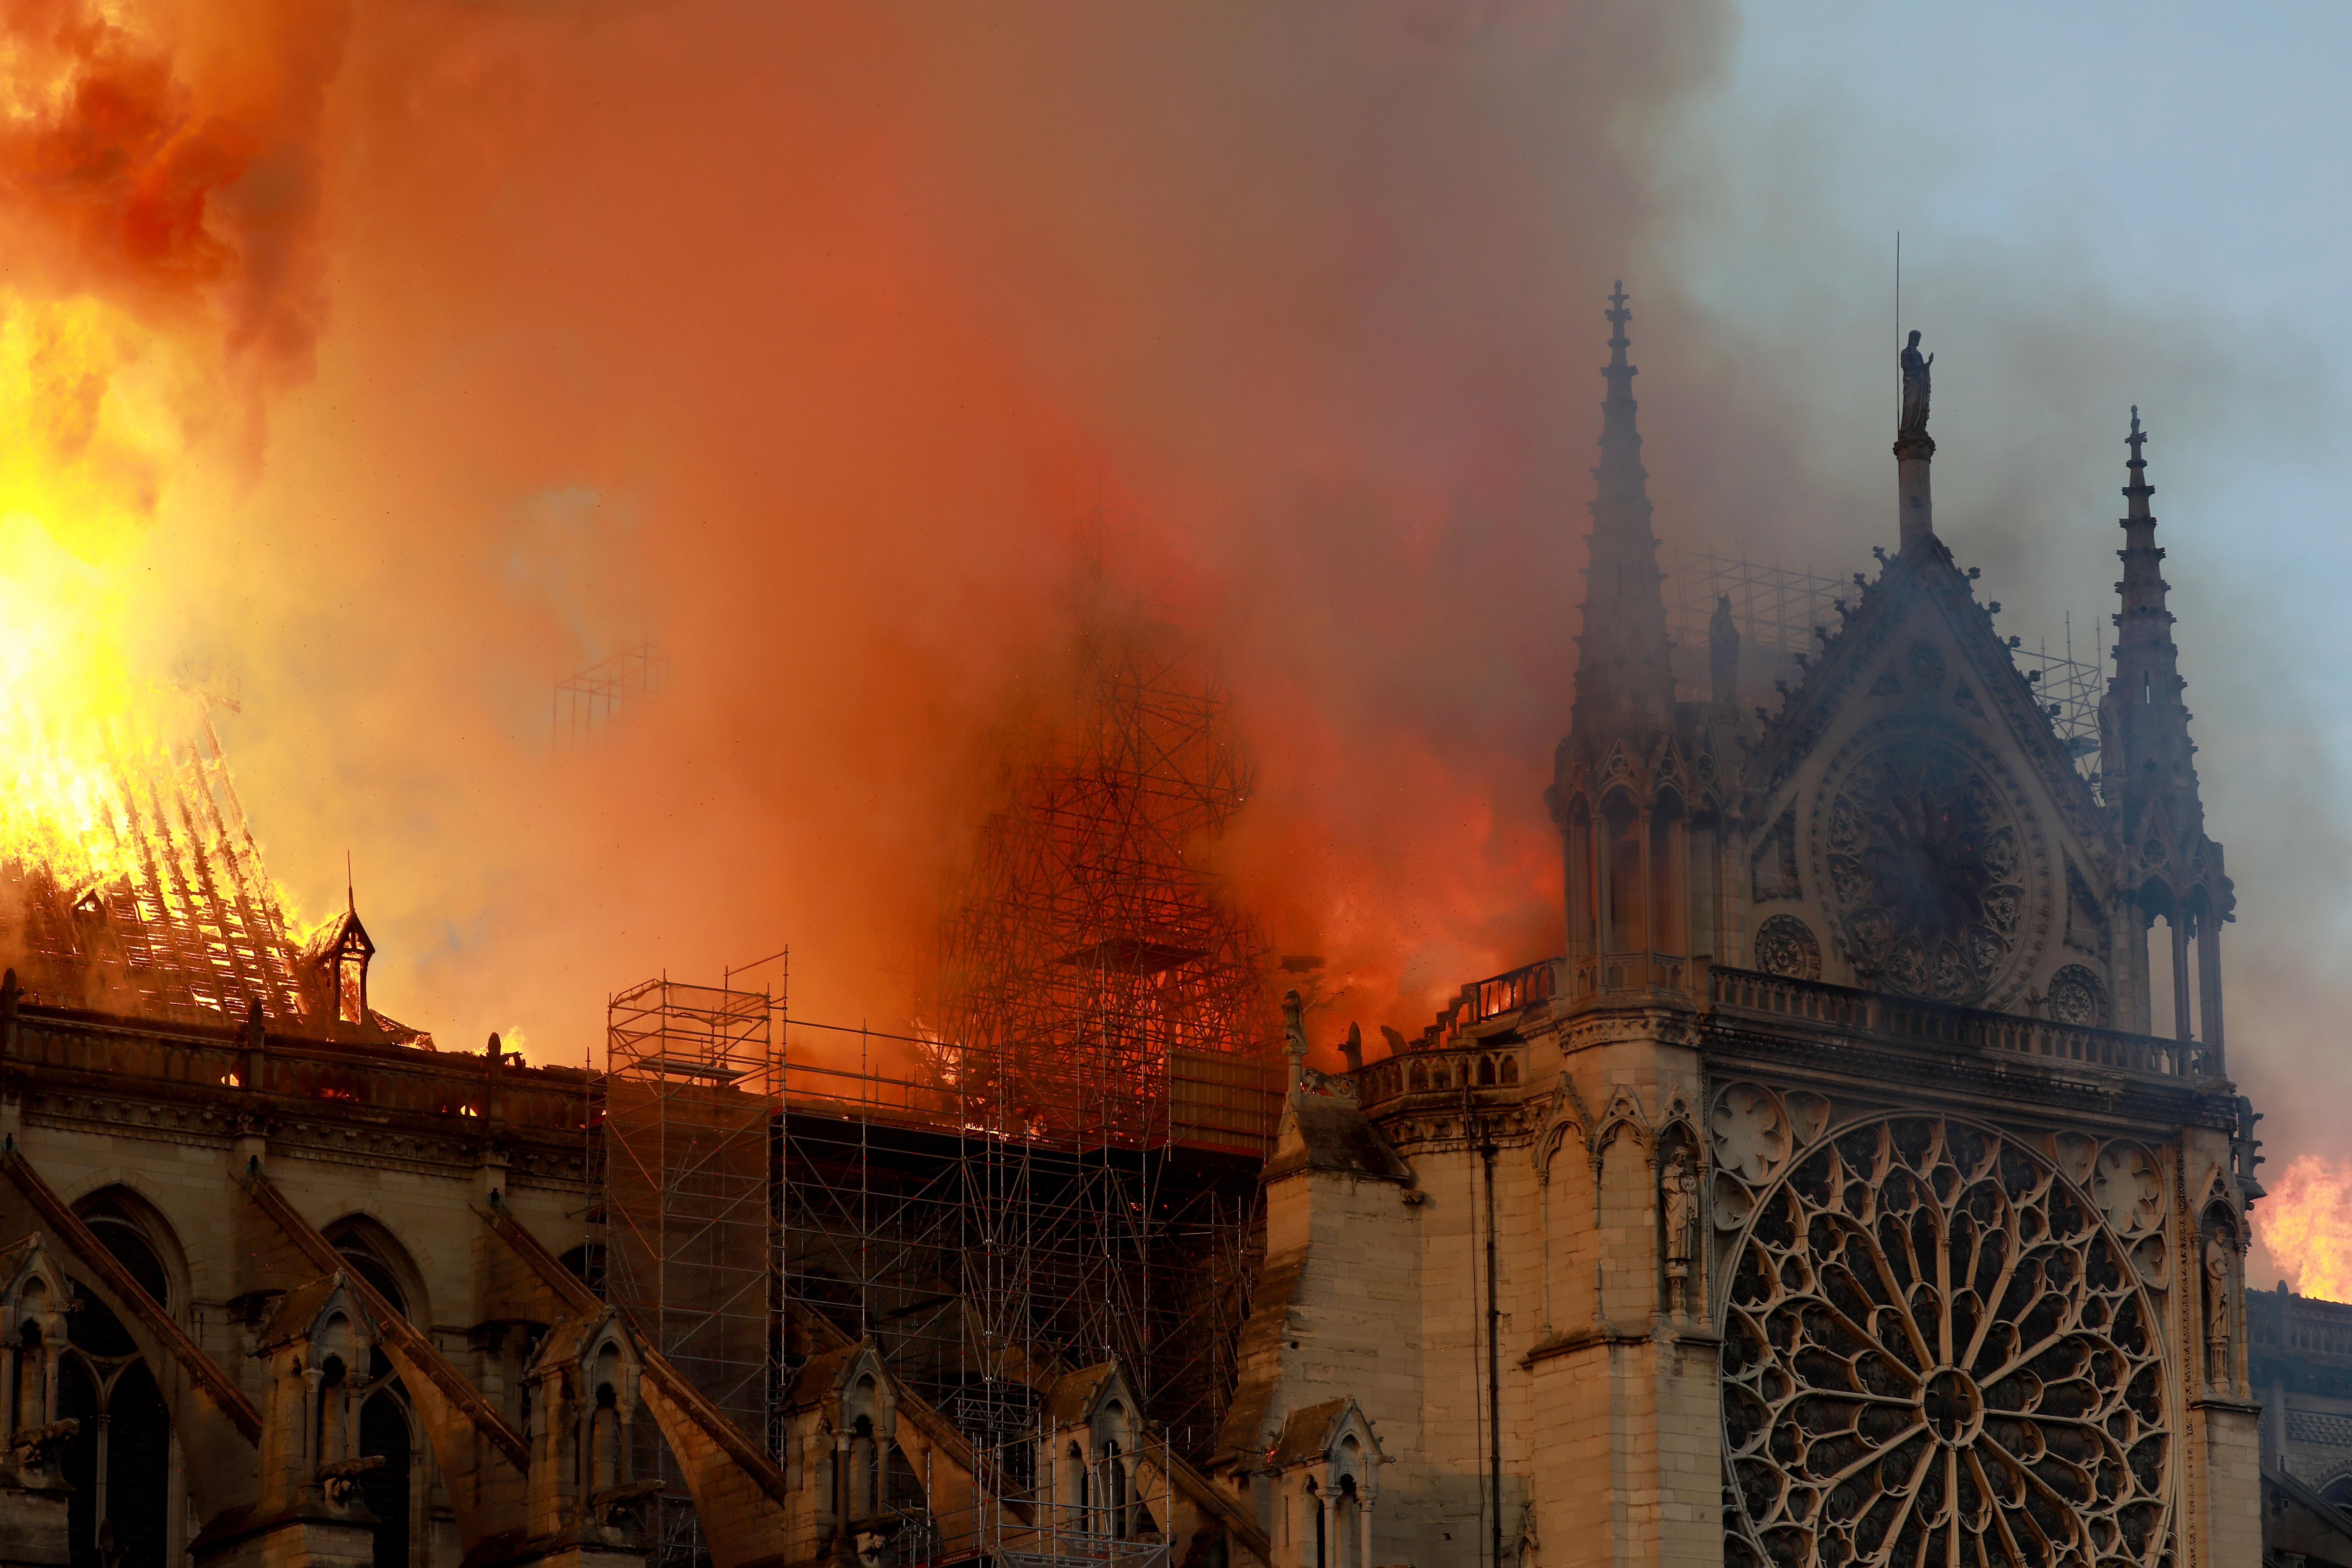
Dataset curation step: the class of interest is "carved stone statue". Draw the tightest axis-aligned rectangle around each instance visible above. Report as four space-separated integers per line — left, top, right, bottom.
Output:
1662 1147 1700 1314
1281 987 1311 1096
1281 988 1308 1056
2204 1232 2233 1383
5 1418 76 1475
1899 330 1934 436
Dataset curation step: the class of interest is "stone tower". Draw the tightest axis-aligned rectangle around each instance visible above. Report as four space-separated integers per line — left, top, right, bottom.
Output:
1210 295 2264 1568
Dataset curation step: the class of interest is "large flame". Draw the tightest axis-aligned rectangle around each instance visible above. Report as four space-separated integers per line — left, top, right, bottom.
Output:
0 271 264 896
0 409 313 1022
0 0 335 1011
2255 1154 2352 1301
0 494 153 890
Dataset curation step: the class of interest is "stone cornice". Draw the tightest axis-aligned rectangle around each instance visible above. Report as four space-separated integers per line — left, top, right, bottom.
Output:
1701 1017 2237 1138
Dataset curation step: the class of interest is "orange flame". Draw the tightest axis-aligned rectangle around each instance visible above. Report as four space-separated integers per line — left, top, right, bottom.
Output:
0 294 301 936
2255 1154 2352 1301
0 0 345 1012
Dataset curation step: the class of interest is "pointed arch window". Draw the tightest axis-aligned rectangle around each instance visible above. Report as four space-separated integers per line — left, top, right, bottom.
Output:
359 1388 413 1568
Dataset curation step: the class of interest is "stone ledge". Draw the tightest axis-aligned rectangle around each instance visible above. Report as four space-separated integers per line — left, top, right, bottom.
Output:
1523 1323 1721 1366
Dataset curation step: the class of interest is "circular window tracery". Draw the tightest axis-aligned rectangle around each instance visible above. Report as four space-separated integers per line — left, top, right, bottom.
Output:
1755 916 1824 981
2046 965 2110 1030
1818 733 2043 1008
1722 1116 2169 1568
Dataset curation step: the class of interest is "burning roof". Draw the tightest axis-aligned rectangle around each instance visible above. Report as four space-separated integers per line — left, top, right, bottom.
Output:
0 699 428 1046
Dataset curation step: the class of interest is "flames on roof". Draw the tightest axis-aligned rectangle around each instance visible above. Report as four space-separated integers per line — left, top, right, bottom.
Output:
0 706 428 1046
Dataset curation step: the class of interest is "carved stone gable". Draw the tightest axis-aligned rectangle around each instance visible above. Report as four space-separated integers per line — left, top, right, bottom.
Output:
1736 548 2123 1019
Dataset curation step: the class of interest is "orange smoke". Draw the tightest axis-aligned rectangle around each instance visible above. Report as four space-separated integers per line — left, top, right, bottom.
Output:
0 1 1784 1061
131 0 1734 1061
0 0 2320 1130
18 1 2255 1084
2255 1155 2352 1301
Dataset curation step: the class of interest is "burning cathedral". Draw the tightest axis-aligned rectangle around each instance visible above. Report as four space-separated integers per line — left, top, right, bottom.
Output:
1211 287 2287 1568
0 281 2315 1568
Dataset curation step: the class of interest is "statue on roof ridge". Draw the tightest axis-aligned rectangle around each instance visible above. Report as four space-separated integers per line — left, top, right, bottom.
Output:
1899 329 1934 436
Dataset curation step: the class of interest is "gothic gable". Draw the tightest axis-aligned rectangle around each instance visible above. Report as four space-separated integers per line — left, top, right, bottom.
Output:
1735 547 2122 1018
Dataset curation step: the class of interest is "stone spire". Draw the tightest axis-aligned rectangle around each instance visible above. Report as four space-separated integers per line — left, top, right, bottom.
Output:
2099 406 2204 844
1568 283 1677 755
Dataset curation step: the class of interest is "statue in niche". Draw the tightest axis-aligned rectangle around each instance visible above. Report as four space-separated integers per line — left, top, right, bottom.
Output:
2204 1231 2234 1384
1899 330 1934 436
1662 1146 1700 1315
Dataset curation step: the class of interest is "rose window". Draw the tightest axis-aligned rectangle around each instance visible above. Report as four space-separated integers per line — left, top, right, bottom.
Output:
1822 738 2032 1007
2046 965 2111 1030
1722 1117 2169 1568
1756 916 1824 981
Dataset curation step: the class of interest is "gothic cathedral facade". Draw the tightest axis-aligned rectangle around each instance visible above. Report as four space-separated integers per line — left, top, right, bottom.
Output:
1210 289 2264 1568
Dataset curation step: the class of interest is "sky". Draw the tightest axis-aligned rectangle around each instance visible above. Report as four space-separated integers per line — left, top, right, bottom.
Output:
0 1 2346 1283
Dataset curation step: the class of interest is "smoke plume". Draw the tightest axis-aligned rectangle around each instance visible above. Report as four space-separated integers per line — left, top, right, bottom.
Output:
3 0 2340 1223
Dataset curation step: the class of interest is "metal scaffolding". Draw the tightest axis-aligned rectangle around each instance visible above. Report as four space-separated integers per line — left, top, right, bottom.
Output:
766 574 1280 1561
588 573 1283 1567
595 972 785 1566
1664 551 1852 656
775 1024 1271 1563
1663 549 2105 782
923 581 1272 1147
555 643 666 745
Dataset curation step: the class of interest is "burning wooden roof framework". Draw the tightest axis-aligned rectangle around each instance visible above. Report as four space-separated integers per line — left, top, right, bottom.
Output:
0 709 422 1041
